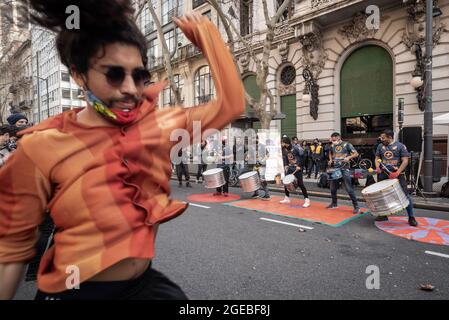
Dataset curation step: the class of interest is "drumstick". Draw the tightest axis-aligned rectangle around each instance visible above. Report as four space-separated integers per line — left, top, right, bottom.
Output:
376 159 392 174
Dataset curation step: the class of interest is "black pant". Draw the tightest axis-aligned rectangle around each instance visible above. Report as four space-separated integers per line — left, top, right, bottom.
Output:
35 265 188 300
308 159 320 177
196 163 208 180
176 163 190 183
284 168 309 199
216 165 230 193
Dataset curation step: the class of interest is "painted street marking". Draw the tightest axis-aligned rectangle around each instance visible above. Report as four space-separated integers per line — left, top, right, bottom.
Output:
260 217 314 230
425 251 449 259
188 203 211 209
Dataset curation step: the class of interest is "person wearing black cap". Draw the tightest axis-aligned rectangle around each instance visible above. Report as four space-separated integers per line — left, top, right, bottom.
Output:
6 114 28 127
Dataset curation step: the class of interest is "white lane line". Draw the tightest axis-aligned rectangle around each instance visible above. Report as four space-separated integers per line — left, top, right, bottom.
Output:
260 217 314 230
188 203 211 209
425 251 449 259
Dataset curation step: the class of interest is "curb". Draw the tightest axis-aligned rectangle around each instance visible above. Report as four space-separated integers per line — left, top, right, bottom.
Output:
170 175 449 213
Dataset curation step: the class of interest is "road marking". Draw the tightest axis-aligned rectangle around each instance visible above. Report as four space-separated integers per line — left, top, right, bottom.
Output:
260 217 314 230
425 251 449 259
187 203 211 209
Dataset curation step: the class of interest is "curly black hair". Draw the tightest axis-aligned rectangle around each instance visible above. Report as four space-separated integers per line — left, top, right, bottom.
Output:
19 0 148 74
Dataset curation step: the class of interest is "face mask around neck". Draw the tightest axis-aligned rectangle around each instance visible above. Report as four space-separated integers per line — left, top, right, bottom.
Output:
85 90 140 126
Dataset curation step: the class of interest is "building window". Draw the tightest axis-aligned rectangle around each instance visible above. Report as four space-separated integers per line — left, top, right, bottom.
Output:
163 74 183 106
72 89 80 99
62 89 71 99
240 0 253 36
192 0 207 9
148 38 159 68
164 28 182 58
161 0 183 25
61 72 70 82
194 66 214 105
141 0 155 34
280 65 296 86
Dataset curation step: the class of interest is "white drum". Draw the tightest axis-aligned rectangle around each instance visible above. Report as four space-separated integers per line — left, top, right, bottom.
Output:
361 179 409 217
282 174 298 192
202 168 225 188
238 171 261 193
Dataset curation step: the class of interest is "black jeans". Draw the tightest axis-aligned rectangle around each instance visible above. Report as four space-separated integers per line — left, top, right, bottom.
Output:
35 265 188 300
216 165 230 193
378 173 414 218
330 169 358 208
284 168 309 199
196 163 208 180
176 163 190 183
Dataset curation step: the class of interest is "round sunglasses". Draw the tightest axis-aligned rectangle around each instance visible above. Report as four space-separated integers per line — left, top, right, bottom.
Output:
91 66 151 87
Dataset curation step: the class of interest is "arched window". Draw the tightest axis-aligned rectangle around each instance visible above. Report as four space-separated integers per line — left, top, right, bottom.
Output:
194 66 214 105
340 45 393 138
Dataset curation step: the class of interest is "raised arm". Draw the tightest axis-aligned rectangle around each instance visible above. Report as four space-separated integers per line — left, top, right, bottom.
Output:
173 13 245 140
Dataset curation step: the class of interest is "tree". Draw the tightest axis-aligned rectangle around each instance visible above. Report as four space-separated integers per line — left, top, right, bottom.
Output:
207 0 295 129
0 0 31 124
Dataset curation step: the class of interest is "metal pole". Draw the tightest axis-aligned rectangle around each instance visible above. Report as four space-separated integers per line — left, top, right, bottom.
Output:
46 78 49 118
398 97 404 142
36 50 41 122
423 0 433 192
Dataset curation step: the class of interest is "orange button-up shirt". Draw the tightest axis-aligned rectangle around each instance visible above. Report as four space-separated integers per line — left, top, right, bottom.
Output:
0 19 245 293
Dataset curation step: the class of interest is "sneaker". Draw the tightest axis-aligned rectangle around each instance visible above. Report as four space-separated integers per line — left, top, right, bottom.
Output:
178 182 182 187
326 203 338 209
408 217 418 227
223 192 229 197
186 182 192 188
303 198 310 208
353 207 361 214
213 192 221 196
260 195 271 201
251 192 259 199
280 196 290 204
196 179 200 184
375 216 389 222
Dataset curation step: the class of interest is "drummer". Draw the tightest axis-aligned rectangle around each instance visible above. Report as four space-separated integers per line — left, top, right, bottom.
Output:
214 136 232 197
327 132 361 214
280 137 310 207
245 136 271 200
375 129 418 226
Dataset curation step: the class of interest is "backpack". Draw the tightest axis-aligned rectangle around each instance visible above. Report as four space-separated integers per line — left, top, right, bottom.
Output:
441 181 449 198
318 173 330 188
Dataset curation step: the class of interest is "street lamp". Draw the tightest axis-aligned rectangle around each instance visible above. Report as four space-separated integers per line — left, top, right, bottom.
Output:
410 75 423 89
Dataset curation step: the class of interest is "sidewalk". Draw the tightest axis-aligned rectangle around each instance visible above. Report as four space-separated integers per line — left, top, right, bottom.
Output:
171 172 449 212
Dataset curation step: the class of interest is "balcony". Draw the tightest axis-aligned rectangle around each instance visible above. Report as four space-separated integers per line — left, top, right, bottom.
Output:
192 0 207 9
294 0 403 27
196 94 214 104
148 43 202 71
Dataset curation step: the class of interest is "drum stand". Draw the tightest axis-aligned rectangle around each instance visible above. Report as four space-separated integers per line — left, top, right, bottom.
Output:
409 151 426 199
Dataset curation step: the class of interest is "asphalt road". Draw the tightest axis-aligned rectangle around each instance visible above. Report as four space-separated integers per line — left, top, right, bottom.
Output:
14 181 449 300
